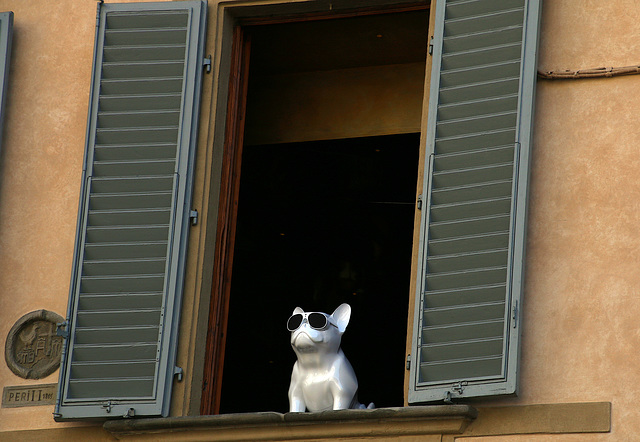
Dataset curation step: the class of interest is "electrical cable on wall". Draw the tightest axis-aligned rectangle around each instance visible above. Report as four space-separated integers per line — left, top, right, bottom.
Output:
538 64 640 80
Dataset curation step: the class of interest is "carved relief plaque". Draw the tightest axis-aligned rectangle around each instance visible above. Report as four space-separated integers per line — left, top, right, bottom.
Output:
4 310 64 379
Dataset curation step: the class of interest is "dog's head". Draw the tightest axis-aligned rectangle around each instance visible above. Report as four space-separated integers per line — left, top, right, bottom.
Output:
288 303 351 355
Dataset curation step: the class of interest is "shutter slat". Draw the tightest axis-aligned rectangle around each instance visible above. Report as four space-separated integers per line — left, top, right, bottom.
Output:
102 61 185 79
438 94 518 121
99 93 182 112
87 208 171 226
423 283 508 308
90 192 173 210
72 342 158 362
80 275 165 293
103 45 187 63
76 309 163 328
429 231 509 255
71 361 156 379
429 214 510 239
82 258 167 276
94 144 176 161
432 163 514 188
86 225 170 243
443 25 523 53
421 337 503 363
442 42 522 71
74 326 160 345
419 356 503 383
78 293 163 311
445 7 524 35
428 248 508 273
69 378 155 399
421 318 504 344
98 110 181 128
436 128 516 155
440 60 521 88
105 27 188 46
101 78 184 95
90 176 174 193
423 300 506 326
445 0 524 20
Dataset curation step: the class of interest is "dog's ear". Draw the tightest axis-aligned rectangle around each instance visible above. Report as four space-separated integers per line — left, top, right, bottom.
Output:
292 307 304 315
331 303 351 333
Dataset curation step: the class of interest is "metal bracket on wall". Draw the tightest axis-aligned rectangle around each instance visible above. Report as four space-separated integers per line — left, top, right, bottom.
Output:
56 321 69 339
203 55 212 73
174 366 184 382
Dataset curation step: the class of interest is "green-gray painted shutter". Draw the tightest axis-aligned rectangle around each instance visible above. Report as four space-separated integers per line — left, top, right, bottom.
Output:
409 0 541 403
0 11 13 154
55 1 206 419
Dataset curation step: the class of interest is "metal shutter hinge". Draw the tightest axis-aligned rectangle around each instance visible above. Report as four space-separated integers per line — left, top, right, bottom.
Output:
203 55 212 73
428 37 434 55
190 209 198 226
406 354 411 371
417 194 423 210
444 381 468 403
56 321 69 339
512 300 519 328
175 366 184 382
124 408 135 418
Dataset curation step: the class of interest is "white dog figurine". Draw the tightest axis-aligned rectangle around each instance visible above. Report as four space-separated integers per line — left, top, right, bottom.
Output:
287 303 374 412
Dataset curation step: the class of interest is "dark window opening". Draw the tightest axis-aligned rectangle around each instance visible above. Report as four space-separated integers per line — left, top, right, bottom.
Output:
220 134 419 413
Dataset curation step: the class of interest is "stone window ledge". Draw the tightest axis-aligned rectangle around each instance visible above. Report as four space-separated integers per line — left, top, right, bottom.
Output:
103 405 477 440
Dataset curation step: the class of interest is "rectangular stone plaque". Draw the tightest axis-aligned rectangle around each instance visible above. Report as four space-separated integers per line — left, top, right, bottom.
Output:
2 384 57 408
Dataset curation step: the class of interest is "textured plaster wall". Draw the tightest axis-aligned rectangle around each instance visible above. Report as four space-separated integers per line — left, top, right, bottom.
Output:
0 0 163 435
472 1 640 441
0 0 638 439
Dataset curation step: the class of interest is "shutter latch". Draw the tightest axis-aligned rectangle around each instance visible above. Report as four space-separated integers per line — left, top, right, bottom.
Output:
203 55 212 73
452 381 467 394
512 300 519 328
102 401 113 413
56 321 69 339
444 381 468 403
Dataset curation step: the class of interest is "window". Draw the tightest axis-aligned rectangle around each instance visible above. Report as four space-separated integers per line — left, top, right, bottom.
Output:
55 0 541 419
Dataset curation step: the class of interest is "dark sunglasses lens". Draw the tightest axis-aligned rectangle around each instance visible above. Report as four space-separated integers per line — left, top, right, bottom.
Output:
308 313 328 330
287 314 303 331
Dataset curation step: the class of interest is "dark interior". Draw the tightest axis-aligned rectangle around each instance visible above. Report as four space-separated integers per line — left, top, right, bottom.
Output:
218 9 427 413
220 134 419 413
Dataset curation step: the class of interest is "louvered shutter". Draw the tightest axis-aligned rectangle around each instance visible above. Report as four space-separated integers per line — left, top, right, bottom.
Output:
409 0 541 403
55 1 206 419
0 11 12 153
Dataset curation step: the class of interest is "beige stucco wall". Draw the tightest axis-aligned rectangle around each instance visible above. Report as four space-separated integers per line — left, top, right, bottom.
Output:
0 0 638 440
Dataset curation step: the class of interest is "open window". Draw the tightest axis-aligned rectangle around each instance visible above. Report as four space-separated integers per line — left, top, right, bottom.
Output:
203 8 429 414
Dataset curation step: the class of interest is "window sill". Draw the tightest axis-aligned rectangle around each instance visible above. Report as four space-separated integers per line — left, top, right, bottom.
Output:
103 405 477 440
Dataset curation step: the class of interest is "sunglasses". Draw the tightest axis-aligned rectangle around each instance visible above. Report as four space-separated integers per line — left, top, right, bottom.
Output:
287 312 338 332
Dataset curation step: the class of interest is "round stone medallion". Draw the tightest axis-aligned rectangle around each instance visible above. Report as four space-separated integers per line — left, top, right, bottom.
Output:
5 310 65 379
